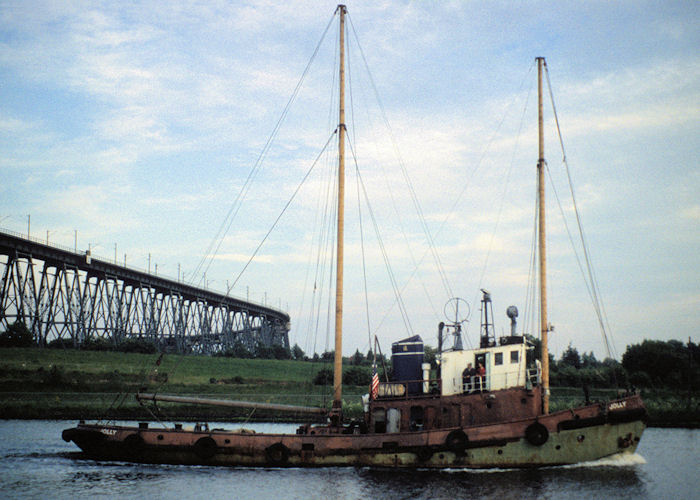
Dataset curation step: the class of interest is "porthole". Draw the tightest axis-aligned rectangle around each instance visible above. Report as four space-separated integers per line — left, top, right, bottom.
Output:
224 439 230 444
497 449 503 455
555 445 561 450
157 435 164 441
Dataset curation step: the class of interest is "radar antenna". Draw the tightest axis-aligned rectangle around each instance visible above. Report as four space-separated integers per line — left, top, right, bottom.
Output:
442 297 470 351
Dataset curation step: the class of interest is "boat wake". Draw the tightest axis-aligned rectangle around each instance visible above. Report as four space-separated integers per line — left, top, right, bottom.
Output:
421 452 646 473
566 452 647 468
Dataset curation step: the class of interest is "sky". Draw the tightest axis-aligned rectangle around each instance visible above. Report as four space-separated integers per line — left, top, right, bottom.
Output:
1 1 698 360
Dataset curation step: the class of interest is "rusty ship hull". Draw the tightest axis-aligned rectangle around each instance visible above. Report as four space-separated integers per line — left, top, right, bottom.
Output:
62 392 645 468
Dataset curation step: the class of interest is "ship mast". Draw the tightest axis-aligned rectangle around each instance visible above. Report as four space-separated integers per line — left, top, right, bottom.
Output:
537 57 550 414
332 4 347 415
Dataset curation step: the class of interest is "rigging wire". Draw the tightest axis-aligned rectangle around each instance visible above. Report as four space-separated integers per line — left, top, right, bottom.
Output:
346 133 415 337
296 30 340 359
524 176 541 342
190 10 338 289
296 129 336 358
355 146 374 351
474 70 535 312
347 13 454 304
230 131 338 289
344 15 373 352
544 63 615 359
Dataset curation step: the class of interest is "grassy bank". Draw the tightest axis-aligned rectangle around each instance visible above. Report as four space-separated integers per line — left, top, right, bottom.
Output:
1 348 697 426
0 347 364 421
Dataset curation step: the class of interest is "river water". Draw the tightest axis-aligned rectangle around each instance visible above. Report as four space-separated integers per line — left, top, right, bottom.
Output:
0 420 696 499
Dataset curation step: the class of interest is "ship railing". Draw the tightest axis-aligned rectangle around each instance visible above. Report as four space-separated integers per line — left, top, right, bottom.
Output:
376 378 441 399
460 367 536 393
461 374 490 393
527 366 541 386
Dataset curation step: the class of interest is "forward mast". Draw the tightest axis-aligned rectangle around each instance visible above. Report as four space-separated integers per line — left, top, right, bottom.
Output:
332 4 347 419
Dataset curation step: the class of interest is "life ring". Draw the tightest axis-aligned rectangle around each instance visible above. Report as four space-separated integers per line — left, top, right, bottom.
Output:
194 437 218 459
525 422 549 446
445 430 468 453
415 447 433 462
265 442 290 465
123 434 145 457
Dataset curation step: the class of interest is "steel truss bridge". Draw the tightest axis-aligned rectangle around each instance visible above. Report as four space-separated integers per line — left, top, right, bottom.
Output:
0 229 290 354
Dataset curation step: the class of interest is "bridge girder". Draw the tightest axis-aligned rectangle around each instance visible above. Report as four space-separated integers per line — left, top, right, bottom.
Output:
0 230 290 354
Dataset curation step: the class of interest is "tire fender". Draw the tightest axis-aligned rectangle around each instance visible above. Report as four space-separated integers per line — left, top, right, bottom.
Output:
194 436 218 459
445 430 468 453
123 434 145 457
265 442 290 465
525 422 549 446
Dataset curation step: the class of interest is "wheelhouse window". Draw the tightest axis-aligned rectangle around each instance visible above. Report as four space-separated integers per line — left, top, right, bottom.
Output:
510 351 519 363
494 352 503 365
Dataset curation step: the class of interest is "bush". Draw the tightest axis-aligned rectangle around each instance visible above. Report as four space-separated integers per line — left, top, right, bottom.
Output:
82 337 113 351
40 365 67 387
629 371 653 388
0 322 34 347
47 338 73 349
118 338 157 354
343 366 371 386
219 342 254 359
313 368 333 385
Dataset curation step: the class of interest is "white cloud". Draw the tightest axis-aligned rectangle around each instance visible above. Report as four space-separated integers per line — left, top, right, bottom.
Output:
1 1 698 357
681 205 700 221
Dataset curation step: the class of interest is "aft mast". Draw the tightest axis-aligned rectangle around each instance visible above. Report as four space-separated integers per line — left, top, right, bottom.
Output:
537 57 550 414
332 4 347 420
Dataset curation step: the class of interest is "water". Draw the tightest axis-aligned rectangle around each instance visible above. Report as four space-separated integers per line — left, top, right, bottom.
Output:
0 420 697 499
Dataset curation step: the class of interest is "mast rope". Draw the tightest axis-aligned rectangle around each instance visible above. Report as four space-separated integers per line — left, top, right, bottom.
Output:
191 11 338 290
348 13 454 306
355 149 374 349
230 131 338 289
346 134 415 337
544 63 615 358
475 70 535 305
524 179 541 341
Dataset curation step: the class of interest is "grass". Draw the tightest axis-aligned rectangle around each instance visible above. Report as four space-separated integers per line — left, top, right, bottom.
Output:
0 348 365 421
1 348 697 426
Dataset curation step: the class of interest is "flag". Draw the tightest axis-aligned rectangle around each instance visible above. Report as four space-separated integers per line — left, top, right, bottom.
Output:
370 366 379 400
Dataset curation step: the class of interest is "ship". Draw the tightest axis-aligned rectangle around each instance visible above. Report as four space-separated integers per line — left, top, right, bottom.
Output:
62 5 646 468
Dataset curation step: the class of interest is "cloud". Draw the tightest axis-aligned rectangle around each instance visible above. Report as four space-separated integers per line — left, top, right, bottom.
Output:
1 1 698 357
681 205 700 221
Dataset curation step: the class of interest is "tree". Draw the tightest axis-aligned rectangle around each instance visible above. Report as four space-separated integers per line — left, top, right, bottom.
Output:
622 339 693 387
229 342 253 359
351 349 365 366
271 344 292 360
581 351 598 368
291 343 306 361
560 343 582 369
